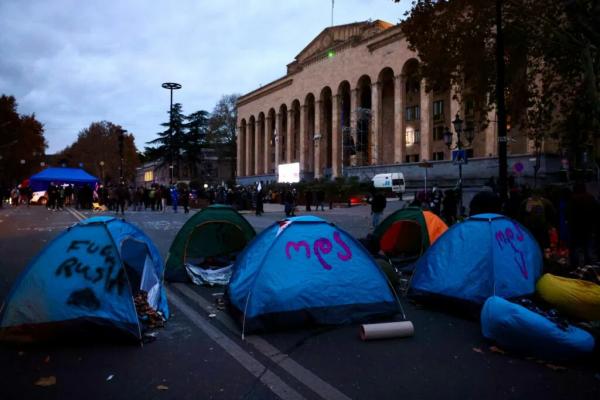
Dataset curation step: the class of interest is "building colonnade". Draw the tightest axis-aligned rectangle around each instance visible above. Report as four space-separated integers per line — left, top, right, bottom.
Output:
237 62 494 179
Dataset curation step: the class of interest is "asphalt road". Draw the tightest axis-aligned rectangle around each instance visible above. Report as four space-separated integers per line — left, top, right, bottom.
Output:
0 203 599 400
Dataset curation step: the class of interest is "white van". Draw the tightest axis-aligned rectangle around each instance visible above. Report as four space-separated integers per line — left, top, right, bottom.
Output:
372 173 406 197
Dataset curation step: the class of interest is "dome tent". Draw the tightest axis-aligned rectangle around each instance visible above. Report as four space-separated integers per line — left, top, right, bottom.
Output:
228 216 401 334
165 205 256 282
410 214 543 305
372 206 448 261
0 216 169 342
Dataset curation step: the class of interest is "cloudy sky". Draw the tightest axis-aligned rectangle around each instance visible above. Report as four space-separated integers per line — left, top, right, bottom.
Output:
1 0 409 154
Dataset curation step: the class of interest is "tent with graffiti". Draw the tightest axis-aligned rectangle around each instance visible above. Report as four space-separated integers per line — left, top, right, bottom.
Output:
227 216 401 334
410 214 543 305
165 204 256 283
372 206 448 263
0 216 169 342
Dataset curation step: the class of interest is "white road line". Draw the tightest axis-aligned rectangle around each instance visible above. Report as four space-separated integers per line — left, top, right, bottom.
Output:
173 283 351 400
64 208 345 400
65 208 78 220
65 207 85 221
167 289 306 400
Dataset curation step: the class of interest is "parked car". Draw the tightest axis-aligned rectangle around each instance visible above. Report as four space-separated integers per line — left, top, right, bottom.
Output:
31 190 48 205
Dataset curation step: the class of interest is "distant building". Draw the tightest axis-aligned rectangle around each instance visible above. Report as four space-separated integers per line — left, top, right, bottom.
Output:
135 148 233 187
236 20 560 186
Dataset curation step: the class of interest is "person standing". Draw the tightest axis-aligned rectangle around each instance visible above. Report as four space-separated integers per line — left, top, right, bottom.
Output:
170 185 179 213
160 185 167 212
369 190 387 228
316 189 325 211
179 185 190 214
11 186 19 207
116 183 128 215
255 187 264 216
305 189 313 212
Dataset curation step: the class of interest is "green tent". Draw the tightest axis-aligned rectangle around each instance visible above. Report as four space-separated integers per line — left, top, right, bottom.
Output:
165 205 256 281
372 207 448 262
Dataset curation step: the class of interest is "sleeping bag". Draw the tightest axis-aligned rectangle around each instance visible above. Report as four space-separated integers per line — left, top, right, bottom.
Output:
481 296 595 360
536 273 600 321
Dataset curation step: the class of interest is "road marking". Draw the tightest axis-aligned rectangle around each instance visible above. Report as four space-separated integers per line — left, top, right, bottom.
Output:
167 289 306 400
64 208 347 400
65 207 86 221
173 284 351 400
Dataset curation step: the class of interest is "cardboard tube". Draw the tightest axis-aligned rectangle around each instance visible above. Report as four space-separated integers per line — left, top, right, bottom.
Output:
360 321 414 341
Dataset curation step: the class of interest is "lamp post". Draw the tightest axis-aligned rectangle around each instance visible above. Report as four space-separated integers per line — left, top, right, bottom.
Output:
162 82 182 184
99 161 105 184
118 129 126 183
443 113 475 218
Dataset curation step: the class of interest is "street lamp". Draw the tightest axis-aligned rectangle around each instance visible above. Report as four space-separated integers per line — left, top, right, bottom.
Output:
99 161 105 184
443 113 475 218
162 82 182 184
118 129 126 183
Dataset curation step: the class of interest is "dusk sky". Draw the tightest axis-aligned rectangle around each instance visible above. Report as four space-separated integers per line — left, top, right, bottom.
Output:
1 0 409 154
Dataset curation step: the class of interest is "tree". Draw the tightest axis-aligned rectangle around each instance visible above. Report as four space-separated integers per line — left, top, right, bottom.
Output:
147 102 187 181
0 95 47 185
183 110 210 178
208 94 239 180
397 0 600 166
58 121 139 184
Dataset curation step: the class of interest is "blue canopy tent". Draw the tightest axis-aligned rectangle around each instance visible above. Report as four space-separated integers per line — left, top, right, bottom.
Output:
410 214 543 305
0 216 169 343
228 216 401 335
29 167 99 191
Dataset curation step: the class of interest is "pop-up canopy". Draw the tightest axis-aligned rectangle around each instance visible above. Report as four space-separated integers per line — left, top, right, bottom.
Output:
29 167 99 191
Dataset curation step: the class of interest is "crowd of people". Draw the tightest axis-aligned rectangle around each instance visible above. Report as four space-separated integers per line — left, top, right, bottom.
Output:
404 177 600 270
2 175 599 269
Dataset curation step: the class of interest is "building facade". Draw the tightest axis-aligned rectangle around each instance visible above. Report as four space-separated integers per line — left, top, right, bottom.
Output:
236 20 545 185
135 148 234 187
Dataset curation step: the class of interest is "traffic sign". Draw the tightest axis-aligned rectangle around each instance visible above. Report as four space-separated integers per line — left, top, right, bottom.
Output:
451 150 467 165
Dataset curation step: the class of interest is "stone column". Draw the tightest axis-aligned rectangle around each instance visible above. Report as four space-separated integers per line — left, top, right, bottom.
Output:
265 116 272 174
299 105 307 175
314 100 322 179
394 75 405 163
275 113 282 171
255 119 262 175
245 123 252 176
287 108 294 163
485 109 497 157
350 88 359 166
419 79 432 162
331 94 341 177
371 81 381 165
236 126 243 177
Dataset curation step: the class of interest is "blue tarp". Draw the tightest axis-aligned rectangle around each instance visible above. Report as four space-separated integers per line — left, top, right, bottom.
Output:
0 216 169 342
410 213 543 304
29 167 99 191
228 216 401 334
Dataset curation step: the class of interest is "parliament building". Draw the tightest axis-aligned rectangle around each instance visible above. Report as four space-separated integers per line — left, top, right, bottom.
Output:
236 20 553 185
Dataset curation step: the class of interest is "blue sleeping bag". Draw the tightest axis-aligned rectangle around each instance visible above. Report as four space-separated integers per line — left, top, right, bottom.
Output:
481 296 595 360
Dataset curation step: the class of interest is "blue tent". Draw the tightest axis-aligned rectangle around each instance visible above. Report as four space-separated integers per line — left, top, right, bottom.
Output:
410 214 543 304
228 216 401 334
29 167 99 191
0 216 169 342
